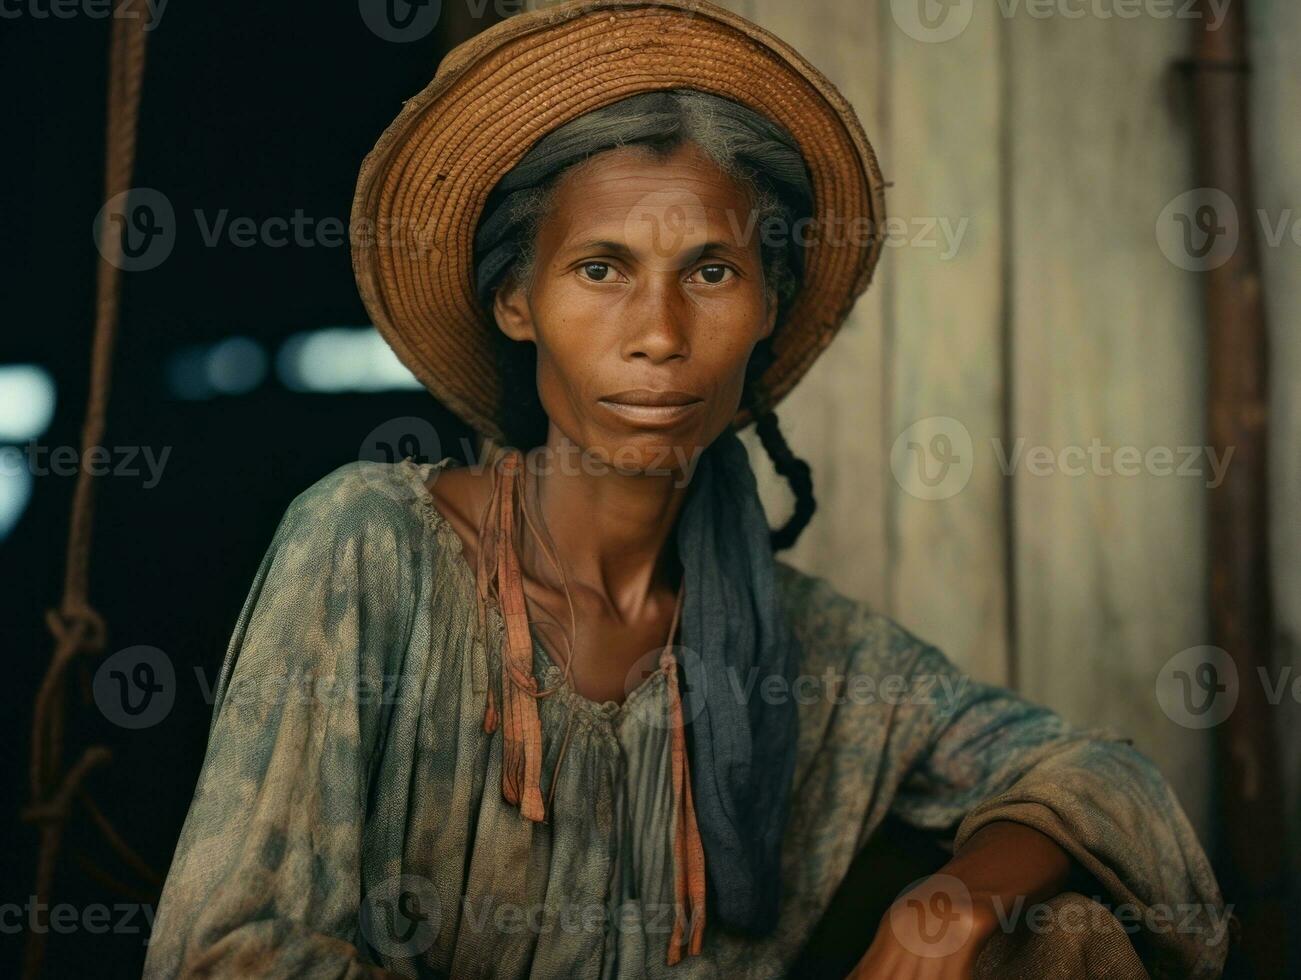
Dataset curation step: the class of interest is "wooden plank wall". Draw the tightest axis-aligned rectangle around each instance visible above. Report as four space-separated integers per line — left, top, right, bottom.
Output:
1003 8 1209 834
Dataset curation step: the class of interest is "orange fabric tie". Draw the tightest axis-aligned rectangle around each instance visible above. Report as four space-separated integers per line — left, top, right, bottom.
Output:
660 602 707 964
480 450 545 821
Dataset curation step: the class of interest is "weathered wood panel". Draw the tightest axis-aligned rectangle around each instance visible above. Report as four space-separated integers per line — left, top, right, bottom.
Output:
874 3 1009 685
1006 6 1210 834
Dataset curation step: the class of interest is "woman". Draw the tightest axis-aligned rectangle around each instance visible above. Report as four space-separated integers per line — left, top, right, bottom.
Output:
145 2 1228 977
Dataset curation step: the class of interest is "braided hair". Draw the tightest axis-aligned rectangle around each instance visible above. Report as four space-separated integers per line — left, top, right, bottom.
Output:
473 88 816 550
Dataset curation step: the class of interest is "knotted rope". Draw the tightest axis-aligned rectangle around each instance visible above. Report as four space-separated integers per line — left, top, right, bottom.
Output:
23 4 156 977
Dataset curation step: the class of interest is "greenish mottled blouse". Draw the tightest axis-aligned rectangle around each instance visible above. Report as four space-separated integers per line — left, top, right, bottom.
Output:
144 457 1228 979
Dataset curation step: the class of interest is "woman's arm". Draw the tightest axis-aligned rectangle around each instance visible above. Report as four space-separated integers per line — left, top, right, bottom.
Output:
850 821 1077 978
858 630 1229 979
775 564 1229 980
144 465 422 979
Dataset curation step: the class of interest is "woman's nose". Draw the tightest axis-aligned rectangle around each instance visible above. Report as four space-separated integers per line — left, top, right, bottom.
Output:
621 280 691 364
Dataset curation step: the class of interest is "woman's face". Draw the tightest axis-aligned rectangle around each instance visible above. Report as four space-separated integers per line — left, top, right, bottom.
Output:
493 142 777 475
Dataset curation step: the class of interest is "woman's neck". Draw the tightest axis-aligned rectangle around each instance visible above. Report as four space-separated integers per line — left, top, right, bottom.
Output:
518 434 689 622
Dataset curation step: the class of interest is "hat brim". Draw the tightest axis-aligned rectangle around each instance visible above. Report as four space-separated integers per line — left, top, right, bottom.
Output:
350 0 887 442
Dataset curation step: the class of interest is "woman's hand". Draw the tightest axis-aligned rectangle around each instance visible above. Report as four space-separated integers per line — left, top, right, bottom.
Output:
846 821 1078 979
848 880 997 978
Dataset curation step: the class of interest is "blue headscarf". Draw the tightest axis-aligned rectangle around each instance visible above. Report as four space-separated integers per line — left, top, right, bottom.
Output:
674 427 802 934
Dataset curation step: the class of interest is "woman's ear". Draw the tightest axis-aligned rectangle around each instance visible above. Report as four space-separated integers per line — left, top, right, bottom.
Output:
493 274 536 343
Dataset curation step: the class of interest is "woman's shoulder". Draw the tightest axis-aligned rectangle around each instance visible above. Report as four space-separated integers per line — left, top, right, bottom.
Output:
250 458 453 599
772 558 943 674
278 457 440 542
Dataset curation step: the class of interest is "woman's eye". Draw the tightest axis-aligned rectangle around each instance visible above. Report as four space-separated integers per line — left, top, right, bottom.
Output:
689 264 735 285
578 262 621 283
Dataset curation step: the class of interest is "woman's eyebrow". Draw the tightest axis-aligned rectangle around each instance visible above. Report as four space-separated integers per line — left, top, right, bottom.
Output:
561 238 636 258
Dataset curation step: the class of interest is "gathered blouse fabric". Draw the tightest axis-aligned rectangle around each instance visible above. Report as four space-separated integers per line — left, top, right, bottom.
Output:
143 458 1228 979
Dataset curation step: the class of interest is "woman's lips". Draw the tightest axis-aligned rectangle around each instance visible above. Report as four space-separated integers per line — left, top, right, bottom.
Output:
597 398 705 427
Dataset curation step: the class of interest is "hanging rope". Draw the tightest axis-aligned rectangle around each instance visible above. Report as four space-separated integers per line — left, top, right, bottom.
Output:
22 4 154 977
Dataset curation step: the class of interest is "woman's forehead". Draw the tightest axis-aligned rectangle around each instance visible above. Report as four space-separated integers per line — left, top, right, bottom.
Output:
542 145 760 256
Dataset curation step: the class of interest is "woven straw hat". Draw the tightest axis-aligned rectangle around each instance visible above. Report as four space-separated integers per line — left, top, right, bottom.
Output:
350 0 887 442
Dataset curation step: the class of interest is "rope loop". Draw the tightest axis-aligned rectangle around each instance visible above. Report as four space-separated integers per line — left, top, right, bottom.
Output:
43 603 108 652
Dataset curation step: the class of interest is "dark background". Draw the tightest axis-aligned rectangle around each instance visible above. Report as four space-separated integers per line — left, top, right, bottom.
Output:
1 3 494 976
